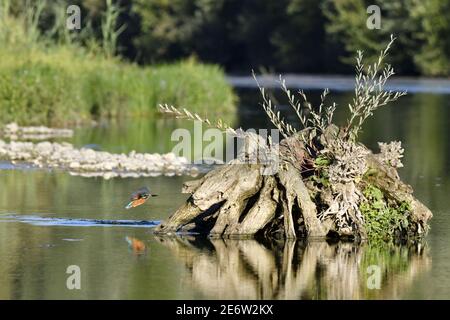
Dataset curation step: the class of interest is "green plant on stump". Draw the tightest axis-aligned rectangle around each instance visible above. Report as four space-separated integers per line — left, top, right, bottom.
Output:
360 185 411 242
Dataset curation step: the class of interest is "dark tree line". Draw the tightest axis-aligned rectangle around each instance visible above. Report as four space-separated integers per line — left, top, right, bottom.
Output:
13 0 450 76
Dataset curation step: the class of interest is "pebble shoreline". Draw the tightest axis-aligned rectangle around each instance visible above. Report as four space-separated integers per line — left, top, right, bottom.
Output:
0 139 199 179
3 122 74 140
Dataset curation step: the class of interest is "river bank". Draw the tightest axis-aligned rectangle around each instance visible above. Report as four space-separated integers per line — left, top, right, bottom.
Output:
0 51 236 126
0 9 236 126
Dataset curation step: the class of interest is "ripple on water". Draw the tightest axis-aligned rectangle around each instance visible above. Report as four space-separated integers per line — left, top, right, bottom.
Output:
0 214 161 228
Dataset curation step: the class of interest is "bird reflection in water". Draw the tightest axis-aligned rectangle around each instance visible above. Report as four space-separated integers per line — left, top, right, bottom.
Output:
154 236 431 299
125 236 147 255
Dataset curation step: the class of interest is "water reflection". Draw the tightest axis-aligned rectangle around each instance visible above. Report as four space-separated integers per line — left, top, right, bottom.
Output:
125 236 147 255
0 88 448 299
156 236 431 299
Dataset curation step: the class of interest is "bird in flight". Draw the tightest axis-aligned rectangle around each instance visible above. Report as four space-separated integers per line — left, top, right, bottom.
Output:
125 186 157 209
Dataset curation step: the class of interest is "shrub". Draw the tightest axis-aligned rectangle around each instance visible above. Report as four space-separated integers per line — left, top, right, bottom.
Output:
0 3 236 126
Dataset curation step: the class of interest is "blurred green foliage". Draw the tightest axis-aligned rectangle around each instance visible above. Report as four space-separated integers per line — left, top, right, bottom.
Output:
0 0 236 125
5 0 449 77
323 0 450 76
131 0 335 73
64 0 450 76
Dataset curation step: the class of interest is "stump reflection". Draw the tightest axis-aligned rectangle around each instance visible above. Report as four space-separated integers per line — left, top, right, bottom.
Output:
155 236 430 299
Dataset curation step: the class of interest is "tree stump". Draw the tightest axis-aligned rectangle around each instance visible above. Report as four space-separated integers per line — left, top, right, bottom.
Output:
154 129 432 241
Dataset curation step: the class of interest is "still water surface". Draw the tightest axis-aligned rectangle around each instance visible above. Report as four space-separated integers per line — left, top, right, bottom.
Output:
0 87 449 299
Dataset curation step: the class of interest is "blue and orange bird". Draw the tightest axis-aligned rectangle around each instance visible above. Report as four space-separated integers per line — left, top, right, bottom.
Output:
125 186 158 209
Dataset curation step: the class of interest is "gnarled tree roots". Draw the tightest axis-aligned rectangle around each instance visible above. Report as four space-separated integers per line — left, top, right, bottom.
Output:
155 130 432 241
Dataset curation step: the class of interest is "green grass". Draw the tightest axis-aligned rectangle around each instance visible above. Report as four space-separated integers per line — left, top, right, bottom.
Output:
0 14 236 126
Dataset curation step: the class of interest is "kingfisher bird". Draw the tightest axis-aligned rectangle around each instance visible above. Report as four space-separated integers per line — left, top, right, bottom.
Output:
125 186 158 209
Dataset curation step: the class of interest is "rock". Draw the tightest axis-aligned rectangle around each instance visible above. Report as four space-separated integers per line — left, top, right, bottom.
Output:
69 162 80 169
5 122 19 133
2 123 73 140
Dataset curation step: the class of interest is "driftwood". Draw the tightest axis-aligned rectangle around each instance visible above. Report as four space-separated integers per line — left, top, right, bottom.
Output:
155 128 432 240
